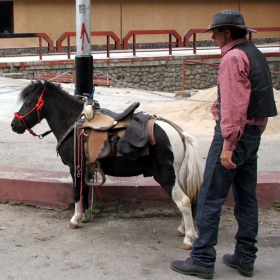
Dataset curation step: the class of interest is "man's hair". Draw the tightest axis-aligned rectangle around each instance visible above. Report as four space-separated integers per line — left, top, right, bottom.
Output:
218 28 247 39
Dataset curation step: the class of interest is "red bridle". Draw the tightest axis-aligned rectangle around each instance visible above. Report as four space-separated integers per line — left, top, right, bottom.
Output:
14 89 45 137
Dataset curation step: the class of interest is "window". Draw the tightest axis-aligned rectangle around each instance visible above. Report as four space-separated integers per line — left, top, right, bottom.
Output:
0 1 13 34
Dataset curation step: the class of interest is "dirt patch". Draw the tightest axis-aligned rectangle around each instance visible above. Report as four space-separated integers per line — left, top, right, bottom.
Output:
220 206 280 229
2 203 277 229
150 87 280 136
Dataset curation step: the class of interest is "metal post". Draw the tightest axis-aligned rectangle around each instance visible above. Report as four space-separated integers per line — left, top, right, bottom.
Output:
75 0 93 97
39 37 42 60
67 36 71 59
193 33 197 54
106 35 110 58
169 34 172 55
133 34 136 56
120 0 123 47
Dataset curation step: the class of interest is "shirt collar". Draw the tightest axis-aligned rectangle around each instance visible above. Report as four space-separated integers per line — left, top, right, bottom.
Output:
221 37 248 56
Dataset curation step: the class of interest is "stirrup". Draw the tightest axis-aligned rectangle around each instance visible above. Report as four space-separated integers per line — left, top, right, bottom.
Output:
84 160 106 187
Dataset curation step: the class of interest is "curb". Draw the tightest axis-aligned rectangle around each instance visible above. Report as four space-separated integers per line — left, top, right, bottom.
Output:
0 166 279 210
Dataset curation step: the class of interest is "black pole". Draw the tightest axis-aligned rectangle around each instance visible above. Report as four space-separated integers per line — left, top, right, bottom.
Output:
75 55 93 96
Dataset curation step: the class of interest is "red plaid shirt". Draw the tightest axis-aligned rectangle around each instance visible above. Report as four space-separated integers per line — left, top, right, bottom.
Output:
211 38 268 151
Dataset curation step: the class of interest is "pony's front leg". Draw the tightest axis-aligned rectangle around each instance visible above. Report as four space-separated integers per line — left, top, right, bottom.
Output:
69 183 90 228
69 201 83 229
81 184 91 223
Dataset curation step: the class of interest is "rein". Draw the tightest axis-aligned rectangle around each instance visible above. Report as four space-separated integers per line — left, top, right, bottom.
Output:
14 88 52 138
56 123 75 154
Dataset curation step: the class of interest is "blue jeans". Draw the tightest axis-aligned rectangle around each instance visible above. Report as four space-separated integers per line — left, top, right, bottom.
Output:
190 122 261 268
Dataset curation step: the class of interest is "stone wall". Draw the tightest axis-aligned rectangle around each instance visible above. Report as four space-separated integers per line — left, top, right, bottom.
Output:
105 61 220 92
0 55 279 91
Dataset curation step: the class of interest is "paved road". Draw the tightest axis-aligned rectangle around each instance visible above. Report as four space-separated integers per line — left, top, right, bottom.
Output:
0 203 280 280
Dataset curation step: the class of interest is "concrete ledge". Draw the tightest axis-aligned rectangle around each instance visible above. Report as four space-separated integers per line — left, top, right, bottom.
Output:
224 171 280 209
0 167 73 210
0 166 279 210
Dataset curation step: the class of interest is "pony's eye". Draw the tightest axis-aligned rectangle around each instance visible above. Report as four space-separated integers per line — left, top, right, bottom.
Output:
24 102 31 107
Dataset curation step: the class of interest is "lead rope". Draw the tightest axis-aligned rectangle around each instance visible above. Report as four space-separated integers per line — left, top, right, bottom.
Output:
91 185 94 213
77 130 84 213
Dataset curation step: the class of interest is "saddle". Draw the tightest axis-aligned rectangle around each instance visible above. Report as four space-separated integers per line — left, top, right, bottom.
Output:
75 100 156 187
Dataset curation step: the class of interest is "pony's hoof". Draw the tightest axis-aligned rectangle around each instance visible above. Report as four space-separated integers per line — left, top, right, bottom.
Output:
82 211 91 223
176 230 185 237
69 221 78 229
182 243 193 250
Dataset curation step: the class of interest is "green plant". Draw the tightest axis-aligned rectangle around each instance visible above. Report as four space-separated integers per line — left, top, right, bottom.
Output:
91 203 105 214
117 204 123 211
275 200 280 211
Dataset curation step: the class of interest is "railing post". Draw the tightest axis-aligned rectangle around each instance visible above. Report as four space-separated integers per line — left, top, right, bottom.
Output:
133 34 136 56
169 34 172 55
67 36 71 59
249 31 252 41
107 35 110 58
193 33 197 54
39 37 42 60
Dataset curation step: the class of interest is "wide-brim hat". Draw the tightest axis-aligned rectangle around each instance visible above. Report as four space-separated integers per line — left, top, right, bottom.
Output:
203 9 257 33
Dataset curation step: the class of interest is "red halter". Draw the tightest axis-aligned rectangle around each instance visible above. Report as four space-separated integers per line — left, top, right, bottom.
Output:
14 89 45 137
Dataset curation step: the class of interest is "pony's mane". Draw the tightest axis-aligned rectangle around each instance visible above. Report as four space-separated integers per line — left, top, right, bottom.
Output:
18 80 70 103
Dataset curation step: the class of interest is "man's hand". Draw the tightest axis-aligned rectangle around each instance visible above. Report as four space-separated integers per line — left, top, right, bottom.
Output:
220 150 236 169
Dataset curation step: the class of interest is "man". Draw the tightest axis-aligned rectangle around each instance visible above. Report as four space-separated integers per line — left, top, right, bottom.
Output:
171 9 277 279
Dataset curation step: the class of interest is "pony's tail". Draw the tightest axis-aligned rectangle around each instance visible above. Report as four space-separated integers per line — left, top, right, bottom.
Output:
181 132 203 218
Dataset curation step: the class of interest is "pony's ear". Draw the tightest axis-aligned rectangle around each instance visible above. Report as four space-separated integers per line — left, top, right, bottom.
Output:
31 80 34 83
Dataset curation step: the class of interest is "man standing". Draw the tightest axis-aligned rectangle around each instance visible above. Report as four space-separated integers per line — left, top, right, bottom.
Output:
171 9 277 279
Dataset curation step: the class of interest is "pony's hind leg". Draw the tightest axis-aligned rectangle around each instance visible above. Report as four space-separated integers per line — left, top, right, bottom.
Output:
172 184 198 250
176 216 186 237
152 121 199 249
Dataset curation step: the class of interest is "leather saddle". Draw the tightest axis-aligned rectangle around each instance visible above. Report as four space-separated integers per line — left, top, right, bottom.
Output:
75 100 156 187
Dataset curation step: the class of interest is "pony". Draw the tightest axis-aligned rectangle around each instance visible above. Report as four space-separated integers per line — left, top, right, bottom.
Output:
11 80 203 249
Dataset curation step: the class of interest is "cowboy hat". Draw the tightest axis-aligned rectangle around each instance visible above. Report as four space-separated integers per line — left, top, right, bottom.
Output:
203 9 257 33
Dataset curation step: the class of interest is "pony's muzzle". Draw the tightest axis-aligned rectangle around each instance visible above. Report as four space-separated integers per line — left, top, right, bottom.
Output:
11 118 26 134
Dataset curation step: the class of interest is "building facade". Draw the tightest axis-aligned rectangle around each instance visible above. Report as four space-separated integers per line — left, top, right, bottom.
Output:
0 0 279 49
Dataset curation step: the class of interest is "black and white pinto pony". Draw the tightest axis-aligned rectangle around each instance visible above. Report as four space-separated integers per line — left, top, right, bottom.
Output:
11 80 203 249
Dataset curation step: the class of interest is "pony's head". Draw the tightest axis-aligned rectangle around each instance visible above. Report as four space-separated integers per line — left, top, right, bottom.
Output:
11 80 50 135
